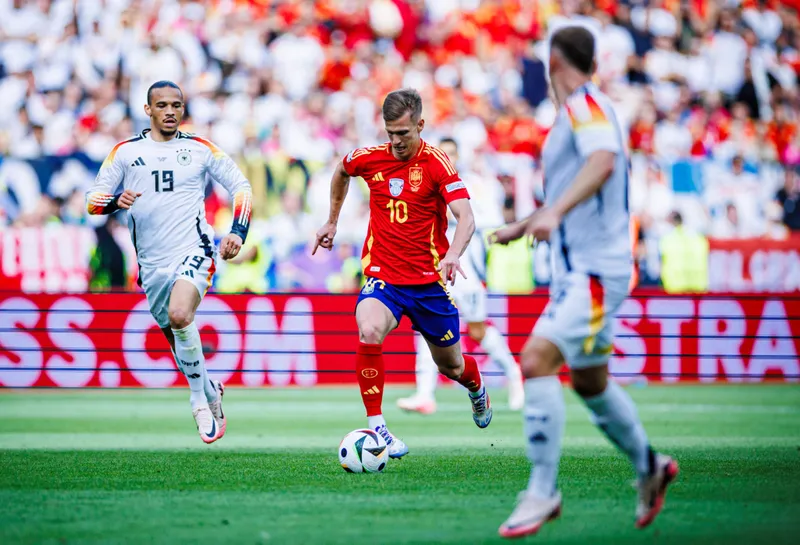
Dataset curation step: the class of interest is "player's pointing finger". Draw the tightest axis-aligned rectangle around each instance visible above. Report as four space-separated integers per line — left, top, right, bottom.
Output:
312 238 321 255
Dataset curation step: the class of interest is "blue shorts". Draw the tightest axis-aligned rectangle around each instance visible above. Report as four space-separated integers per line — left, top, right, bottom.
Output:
356 277 460 347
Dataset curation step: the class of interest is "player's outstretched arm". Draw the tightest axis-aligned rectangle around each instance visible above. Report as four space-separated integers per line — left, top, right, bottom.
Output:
205 142 253 260
526 151 616 242
439 198 475 285
86 146 135 214
550 151 615 219
219 185 252 260
489 217 532 245
313 161 350 255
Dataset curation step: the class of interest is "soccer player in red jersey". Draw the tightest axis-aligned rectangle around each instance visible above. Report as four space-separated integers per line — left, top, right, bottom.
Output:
313 88 493 457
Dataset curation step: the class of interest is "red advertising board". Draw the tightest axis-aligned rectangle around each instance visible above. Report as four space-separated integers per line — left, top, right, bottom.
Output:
0 292 797 387
0 226 98 293
708 236 800 292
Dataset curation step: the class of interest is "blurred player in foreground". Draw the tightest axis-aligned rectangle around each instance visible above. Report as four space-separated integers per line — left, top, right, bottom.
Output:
397 138 524 414
491 27 678 538
314 88 492 458
87 80 253 444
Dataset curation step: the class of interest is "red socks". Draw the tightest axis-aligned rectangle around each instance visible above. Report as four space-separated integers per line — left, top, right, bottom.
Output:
357 343 385 417
357 344 479 414
457 354 483 393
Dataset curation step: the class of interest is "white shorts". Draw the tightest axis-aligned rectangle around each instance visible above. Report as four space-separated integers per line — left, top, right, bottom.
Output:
139 251 217 329
449 281 488 323
533 271 630 369
446 234 489 323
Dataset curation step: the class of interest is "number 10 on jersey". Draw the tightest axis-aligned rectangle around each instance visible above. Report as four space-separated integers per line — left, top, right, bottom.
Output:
386 199 408 223
152 170 174 192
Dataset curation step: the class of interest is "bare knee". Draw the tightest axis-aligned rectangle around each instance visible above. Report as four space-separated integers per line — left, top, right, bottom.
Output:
358 322 388 344
571 366 608 398
355 299 396 345
168 280 200 330
520 337 563 379
168 307 193 330
429 344 463 379
467 322 486 342
435 354 462 380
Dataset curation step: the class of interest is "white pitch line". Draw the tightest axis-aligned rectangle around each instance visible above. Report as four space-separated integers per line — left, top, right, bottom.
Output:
2 401 799 419
0 434 796 451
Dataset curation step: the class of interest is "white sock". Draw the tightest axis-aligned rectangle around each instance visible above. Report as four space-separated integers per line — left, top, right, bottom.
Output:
172 322 210 408
368 415 387 432
171 348 217 403
481 326 521 379
415 334 438 400
523 376 565 499
468 384 486 399
582 381 652 478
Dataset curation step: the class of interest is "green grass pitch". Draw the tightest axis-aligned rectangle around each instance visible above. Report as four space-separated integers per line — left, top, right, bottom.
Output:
1 384 798 544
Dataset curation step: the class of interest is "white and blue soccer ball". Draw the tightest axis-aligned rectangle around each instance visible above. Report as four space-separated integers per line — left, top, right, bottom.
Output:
338 429 388 473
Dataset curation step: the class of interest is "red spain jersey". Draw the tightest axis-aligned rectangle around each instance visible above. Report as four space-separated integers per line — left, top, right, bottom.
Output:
342 140 470 285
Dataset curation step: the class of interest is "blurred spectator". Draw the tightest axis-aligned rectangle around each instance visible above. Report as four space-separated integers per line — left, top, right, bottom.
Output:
710 202 750 239
659 211 709 294
268 189 315 262
595 7 636 82
485 185 535 294
775 167 800 231
89 214 128 292
654 107 692 159
270 21 325 101
705 155 763 237
14 194 61 227
711 8 749 98
325 242 363 293
743 0 783 45
0 0 798 294
215 220 273 294
632 0 677 39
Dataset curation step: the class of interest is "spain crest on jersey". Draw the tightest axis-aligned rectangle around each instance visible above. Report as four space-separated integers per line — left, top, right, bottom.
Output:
409 167 423 192
389 178 404 197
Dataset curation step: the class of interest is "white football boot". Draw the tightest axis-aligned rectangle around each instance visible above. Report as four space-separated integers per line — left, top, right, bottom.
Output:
635 453 679 528
507 373 525 411
469 387 493 428
192 404 220 444
499 491 562 539
208 381 226 440
396 394 437 415
374 424 409 459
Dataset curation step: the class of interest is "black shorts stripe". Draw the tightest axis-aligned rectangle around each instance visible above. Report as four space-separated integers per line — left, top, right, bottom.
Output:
195 215 213 258
559 223 572 272
131 216 143 287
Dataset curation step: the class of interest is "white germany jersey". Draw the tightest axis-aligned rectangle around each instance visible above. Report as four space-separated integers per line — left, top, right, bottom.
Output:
542 83 631 278
86 129 252 269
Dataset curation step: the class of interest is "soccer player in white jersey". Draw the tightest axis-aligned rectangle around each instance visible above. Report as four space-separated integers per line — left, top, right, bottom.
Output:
86 81 253 444
397 138 524 414
491 28 678 538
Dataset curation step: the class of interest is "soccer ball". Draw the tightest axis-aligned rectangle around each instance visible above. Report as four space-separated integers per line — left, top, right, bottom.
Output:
338 429 388 473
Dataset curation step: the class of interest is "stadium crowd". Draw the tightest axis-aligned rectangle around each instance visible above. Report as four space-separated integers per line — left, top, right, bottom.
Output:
0 0 799 293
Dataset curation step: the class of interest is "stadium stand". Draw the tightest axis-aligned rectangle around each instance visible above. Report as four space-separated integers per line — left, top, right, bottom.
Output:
0 0 798 293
